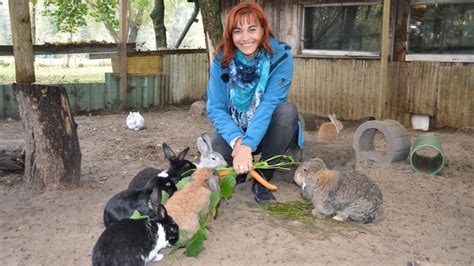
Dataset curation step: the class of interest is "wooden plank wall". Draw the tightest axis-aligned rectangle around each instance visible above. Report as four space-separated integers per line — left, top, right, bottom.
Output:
163 53 209 105
291 58 382 120
290 58 473 128
432 63 474 128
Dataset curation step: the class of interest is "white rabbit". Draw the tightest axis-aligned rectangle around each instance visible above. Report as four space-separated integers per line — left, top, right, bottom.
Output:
126 111 144 131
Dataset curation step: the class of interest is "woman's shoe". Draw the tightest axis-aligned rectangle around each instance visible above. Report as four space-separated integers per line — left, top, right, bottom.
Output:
252 181 276 204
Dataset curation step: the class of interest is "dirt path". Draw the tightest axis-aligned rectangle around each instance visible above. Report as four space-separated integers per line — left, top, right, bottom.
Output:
0 107 473 265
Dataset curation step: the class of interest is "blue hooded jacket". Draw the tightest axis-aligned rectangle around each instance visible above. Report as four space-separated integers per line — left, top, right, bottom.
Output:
206 37 304 152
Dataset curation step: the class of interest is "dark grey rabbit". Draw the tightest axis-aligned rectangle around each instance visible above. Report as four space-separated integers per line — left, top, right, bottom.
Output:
294 158 383 223
128 143 196 190
93 187 179 266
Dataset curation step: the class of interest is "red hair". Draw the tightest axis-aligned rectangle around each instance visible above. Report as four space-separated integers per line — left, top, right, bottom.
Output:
216 2 274 68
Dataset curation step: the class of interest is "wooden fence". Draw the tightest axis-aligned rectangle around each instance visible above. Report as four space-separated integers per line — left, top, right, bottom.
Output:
1 55 473 129
0 52 209 119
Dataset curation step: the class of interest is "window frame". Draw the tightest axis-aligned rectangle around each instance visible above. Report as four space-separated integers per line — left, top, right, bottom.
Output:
405 0 474 63
300 1 383 58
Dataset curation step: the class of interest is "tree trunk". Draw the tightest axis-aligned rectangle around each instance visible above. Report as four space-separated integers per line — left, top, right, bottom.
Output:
128 24 139 44
150 0 167 48
199 0 223 63
30 3 36 44
63 33 73 68
14 84 81 188
394 0 410 61
9 0 35 83
128 2 143 43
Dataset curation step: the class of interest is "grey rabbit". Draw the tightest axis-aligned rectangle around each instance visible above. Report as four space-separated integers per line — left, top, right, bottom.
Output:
294 158 383 223
196 133 227 168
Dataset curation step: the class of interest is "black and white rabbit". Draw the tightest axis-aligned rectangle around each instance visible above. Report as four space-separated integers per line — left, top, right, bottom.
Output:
128 143 196 190
93 187 179 266
104 144 195 227
104 185 163 228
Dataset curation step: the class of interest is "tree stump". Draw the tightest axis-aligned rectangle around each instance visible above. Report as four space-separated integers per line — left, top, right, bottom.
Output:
14 83 81 188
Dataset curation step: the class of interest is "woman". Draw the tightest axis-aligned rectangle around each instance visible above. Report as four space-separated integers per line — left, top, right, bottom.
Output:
206 2 304 204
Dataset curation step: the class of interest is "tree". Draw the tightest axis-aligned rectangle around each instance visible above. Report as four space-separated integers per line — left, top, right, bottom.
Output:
150 0 166 48
9 0 81 189
198 0 222 61
42 0 153 43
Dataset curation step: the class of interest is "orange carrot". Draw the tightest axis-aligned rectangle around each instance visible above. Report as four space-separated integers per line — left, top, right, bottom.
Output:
218 169 278 190
248 169 278 191
218 170 232 177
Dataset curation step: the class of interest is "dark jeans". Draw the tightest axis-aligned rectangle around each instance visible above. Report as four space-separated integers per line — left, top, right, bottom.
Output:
211 102 301 180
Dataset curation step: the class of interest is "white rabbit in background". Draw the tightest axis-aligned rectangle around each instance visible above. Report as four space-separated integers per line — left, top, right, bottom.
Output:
126 111 144 131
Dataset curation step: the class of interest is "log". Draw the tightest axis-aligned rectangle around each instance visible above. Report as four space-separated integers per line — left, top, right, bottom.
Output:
0 149 24 175
0 140 25 175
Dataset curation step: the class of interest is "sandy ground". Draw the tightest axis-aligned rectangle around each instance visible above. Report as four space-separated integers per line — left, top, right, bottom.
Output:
0 106 473 265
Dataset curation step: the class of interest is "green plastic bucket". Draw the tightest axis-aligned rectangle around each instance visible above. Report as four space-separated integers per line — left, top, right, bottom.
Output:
409 133 445 175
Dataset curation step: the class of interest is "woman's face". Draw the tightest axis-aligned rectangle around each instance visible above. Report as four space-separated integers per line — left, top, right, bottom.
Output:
232 18 264 60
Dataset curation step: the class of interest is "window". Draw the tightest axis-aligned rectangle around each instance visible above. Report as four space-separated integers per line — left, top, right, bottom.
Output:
301 2 383 57
407 1 474 62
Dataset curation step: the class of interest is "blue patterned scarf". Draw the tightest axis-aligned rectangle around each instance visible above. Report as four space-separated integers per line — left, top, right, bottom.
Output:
229 49 271 129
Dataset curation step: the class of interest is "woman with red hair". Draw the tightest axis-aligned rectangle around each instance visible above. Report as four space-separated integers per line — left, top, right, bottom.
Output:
206 2 304 204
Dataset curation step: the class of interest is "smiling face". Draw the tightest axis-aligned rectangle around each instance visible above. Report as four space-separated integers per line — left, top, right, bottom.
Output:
232 18 264 60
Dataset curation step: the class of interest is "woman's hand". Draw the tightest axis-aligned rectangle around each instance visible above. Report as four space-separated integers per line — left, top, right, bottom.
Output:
232 138 253 175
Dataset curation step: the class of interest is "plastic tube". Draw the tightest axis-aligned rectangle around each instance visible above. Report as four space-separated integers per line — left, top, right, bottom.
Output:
409 133 445 175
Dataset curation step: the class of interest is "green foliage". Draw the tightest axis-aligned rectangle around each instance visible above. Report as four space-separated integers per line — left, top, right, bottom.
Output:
41 0 153 39
209 192 220 218
219 171 236 200
42 0 88 33
161 190 169 205
175 176 190 190
129 210 149 220
89 0 119 31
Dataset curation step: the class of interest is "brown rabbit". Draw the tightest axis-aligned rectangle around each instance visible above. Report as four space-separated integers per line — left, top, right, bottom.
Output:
317 113 343 141
164 167 220 238
294 158 383 223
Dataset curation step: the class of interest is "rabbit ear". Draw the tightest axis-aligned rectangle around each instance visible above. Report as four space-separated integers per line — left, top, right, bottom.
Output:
201 133 213 151
156 204 168 220
150 186 162 212
177 147 190 161
163 143 177 160
206 173 220 193
197 136 210 156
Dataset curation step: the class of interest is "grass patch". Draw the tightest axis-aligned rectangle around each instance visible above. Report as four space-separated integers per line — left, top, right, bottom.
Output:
0 64 112 84
261 201 376 240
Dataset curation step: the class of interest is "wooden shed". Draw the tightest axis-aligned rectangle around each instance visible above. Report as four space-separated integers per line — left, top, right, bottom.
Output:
221 0 473 128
